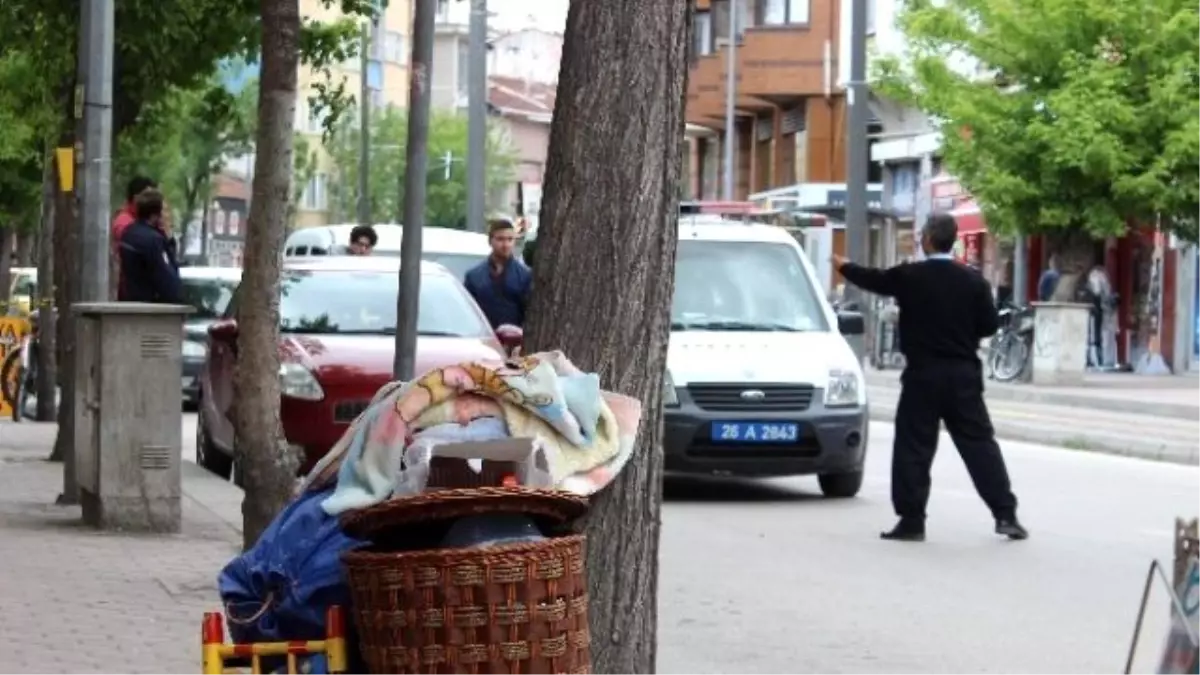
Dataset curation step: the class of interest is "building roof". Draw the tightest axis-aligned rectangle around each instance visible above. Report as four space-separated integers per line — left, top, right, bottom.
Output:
487 76 556 122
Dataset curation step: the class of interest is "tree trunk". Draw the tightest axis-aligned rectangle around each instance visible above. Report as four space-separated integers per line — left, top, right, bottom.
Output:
50 134 79 470
236 0 301 550
36 156 58 423
0 228 14 306
15 229 35 267
521 0 692 672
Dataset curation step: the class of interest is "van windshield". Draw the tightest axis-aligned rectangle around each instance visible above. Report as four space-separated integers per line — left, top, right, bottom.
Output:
672 240 829 332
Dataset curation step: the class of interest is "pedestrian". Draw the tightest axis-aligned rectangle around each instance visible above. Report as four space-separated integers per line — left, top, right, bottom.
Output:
111 175 157 294
347 225 377 256
118 188 182 304
832 212 1027 542
463 218 531 329
1037 254 1061 301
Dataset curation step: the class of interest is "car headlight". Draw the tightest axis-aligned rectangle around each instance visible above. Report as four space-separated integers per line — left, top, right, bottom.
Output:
663 369 679 407
181 340 207 359
825 369 861 408
279 362 325 401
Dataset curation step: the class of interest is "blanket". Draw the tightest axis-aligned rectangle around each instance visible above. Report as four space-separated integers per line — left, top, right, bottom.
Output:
299 351 642 515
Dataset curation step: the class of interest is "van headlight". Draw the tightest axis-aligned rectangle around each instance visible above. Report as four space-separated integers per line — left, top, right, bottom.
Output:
663 370 679 407
825 369 861 408
182 340 207 359
279 362 325 401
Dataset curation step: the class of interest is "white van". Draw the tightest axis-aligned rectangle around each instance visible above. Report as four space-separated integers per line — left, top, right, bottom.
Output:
523 216 869 496
283 224 490 279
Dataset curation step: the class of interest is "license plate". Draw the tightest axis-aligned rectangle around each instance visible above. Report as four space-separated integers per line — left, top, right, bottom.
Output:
182 376 194 388
711 421 799 443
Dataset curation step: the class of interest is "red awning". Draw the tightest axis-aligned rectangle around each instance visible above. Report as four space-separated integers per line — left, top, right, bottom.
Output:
950 198 986 235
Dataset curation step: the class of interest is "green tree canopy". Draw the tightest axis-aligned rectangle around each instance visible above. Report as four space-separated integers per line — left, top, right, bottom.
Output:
873 0 1199 243
324 106 517 228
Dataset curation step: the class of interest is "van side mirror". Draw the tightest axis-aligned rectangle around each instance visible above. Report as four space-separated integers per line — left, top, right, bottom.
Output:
837 311 865 336
495 324 524 356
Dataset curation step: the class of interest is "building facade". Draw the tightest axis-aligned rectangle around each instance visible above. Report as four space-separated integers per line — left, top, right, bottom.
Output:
685 0 849 200
292 0 413 229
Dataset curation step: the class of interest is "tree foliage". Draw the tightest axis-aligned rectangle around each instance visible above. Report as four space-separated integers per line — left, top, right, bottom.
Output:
323 107 517 227
873 0 1200 242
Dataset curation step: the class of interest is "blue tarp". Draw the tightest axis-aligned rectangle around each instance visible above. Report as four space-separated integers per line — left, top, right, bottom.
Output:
218 487 366 648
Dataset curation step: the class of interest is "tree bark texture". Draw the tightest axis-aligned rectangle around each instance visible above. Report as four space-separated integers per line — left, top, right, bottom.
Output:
236 0 301 550
0 228 14 305
15 229 34 267
50 137 78 471
36 156 57 423
521 0 693 672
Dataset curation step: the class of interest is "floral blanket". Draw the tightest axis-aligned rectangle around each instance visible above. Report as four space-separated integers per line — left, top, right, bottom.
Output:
299 351 642 516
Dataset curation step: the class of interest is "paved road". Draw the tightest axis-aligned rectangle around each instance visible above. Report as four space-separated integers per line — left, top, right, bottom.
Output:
180 414 1197 673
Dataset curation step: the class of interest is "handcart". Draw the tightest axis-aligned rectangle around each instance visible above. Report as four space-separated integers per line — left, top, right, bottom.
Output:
201 605 349 674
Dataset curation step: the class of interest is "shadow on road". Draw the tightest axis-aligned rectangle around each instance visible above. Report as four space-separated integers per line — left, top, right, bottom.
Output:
663 475 820 503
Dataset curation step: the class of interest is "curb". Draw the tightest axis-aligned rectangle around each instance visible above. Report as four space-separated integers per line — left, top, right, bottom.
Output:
867 400 1200 466
181 461 244 535
865 374 1198 422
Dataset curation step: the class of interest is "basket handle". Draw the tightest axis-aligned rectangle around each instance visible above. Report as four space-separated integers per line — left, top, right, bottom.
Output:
224 591 275 626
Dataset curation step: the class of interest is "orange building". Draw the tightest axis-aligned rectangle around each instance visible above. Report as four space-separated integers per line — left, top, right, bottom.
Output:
685 0 848 200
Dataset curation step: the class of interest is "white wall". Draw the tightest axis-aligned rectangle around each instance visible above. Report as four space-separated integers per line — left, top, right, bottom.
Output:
489 29 563 84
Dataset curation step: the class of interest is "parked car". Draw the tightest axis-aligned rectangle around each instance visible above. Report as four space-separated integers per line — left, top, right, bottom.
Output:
523 216 869 497
195 256 516 481
7 267 36 316
179 266 241 407
283 224 490 279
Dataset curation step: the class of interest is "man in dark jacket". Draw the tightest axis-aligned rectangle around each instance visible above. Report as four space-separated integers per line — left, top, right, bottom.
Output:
118 188 182 303
833 212 1027 543
463 218 531 328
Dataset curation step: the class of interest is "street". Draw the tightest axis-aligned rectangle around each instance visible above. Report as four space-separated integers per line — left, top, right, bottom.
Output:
179 413 1198 673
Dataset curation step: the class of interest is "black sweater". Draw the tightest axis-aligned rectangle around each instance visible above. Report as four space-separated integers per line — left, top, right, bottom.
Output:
841 258 999 368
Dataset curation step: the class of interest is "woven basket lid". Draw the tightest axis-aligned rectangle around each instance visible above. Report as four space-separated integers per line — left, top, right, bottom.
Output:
339 486 589 541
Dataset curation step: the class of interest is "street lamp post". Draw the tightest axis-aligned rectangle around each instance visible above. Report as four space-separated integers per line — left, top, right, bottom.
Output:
721 0 738 200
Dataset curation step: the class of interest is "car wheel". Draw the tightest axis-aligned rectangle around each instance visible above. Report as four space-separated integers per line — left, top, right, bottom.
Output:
818 470 864 498
196 408 233 480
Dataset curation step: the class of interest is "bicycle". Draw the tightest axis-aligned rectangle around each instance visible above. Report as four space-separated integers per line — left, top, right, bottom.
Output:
987 304 1033 383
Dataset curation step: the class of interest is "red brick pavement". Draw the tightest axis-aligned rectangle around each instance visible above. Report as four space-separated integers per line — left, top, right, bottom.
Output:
0 423 240 674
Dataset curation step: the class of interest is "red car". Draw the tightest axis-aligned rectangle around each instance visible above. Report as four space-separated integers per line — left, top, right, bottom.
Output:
195 256 517 480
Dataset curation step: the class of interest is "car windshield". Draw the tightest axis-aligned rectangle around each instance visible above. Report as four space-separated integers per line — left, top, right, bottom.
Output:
672 240 829 332
12 273 36 297
279 270 492 337
325 248 484 279
181 276 238 320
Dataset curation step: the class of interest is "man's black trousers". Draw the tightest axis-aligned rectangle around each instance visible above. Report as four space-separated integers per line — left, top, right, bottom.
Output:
892 361 1018 522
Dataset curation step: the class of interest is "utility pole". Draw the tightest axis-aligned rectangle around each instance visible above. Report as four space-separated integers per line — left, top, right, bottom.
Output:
466 0 488 232
62 0 115 504
844 0 870 362
394 0 435 380
357 19 375 227
721 0 738 200
1012 234 1028 305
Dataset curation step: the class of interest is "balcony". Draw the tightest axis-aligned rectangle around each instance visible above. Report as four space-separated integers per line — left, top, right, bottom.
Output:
687 0 837 128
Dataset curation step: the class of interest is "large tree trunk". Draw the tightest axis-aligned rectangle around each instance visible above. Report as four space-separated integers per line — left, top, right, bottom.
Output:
522 0 692 672
15 229 35 267
50 130 79 473
0 228 14 306
236 0 301 550
36 156 57 423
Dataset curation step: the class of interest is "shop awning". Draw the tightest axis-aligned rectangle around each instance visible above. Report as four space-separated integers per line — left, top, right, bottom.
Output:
951 199 986 235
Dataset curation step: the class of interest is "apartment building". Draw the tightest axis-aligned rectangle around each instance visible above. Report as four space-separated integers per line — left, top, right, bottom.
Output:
292 0 413 229
686 0 851 200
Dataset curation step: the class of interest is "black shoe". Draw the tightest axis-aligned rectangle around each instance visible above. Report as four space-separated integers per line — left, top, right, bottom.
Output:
880 520 926 542
995 518 1029 540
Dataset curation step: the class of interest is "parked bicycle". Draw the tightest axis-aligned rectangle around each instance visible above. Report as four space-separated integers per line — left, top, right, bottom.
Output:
1 309 41 421
987 303 1034 383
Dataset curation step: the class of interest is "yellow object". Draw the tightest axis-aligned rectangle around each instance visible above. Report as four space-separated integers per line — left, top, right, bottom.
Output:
201 606 348 674
0 316 31 417
54 147 74 192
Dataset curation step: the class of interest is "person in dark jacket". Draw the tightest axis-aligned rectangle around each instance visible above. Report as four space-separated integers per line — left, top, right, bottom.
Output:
833 212 1027 543
463 218 531 329
118 188 182 303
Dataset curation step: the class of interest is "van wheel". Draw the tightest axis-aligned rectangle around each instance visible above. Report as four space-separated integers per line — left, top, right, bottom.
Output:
819 470 864 498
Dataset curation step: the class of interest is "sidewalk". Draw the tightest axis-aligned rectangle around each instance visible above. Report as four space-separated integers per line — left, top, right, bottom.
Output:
865 368 1200 465
0 423 241 673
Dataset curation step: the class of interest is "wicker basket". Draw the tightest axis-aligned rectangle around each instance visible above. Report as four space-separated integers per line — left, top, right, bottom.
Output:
339 487 589 542
343 535 590 674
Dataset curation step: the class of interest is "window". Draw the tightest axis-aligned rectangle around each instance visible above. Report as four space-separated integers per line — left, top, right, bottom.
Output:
712 1 745 45
672 240 828 332
759 0 809 25
278 270 493 338
302 174 328 211
693 12 713 56
180 276 238 320
383 30 406 64
865 0 876 35
456 38 470 96
228 211 241 236
436 0 449 20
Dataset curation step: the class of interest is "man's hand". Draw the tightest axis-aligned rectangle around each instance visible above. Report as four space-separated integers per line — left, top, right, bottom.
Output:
831 253 849 270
